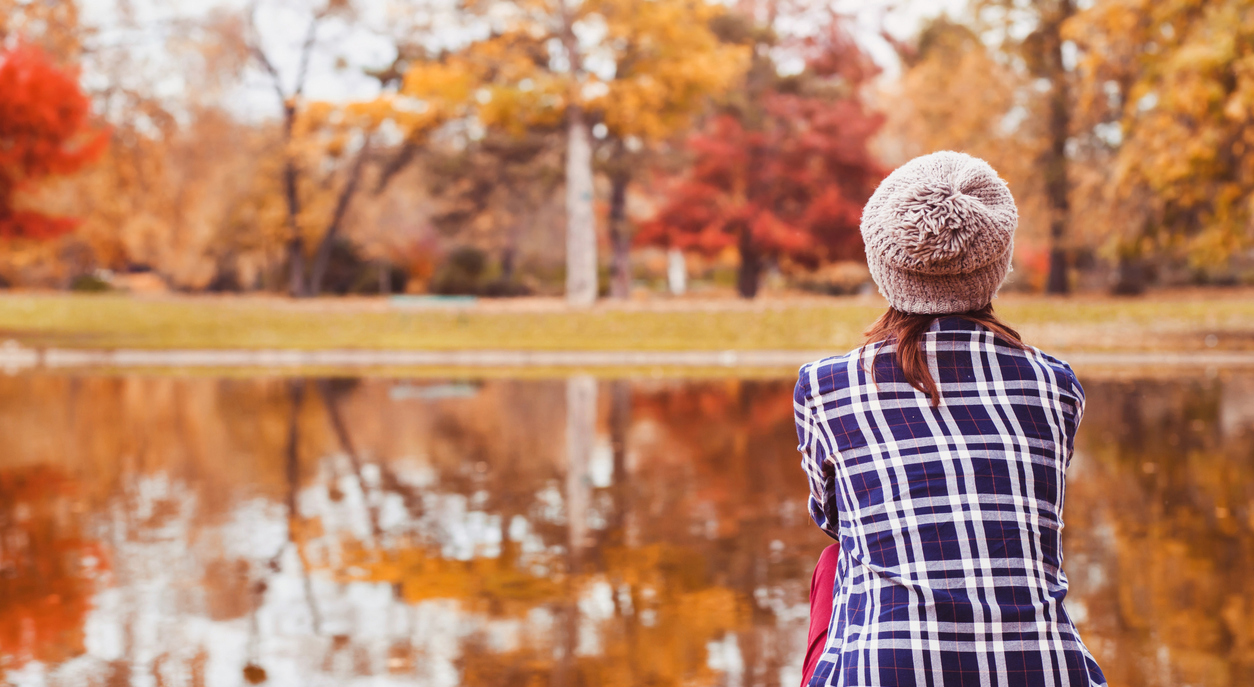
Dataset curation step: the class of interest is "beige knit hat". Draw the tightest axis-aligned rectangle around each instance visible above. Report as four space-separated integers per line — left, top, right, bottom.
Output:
861 151 1017 314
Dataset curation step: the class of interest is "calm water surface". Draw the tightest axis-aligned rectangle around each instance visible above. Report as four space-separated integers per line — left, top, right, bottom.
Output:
0 372 1252 687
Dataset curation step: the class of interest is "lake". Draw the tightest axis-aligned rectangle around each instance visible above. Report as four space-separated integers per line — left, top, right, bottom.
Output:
0 370 1251 686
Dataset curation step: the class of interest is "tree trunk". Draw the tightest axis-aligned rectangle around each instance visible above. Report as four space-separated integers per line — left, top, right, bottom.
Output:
565 110 598 306
1111 254 1148 295
501 246 516 282
666 248 687 296
736 223 761 298
284 175 306 296
608 170 632 299
309 136 371 296
1043 0 1075 295
281 104 307 298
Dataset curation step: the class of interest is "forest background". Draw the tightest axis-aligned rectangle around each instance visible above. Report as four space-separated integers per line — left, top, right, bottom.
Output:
3 0 1253 304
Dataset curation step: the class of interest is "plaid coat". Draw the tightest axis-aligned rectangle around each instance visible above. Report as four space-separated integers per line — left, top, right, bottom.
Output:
794 317 1106 687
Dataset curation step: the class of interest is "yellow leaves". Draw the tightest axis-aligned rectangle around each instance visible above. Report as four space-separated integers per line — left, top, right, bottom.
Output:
596 42 749 140
402 60 476 110
287 52 486 164
396 31 572 137
396 0 749 144
1067 0 1254 261
478 80 568 134
585 0 749 140
329 540 565 614
1223 53 1254 123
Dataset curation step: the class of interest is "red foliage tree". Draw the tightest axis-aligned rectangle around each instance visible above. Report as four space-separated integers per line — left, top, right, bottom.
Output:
637 20 885 297
0 44 107 240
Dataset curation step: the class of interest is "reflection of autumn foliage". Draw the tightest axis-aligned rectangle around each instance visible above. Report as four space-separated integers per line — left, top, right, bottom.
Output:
1067 379 1254 686
630 380 806 537
325 536 748 685
0 466 103 670
315 380 777 685
583 544 747 687
449 544 747 687
330 540 564 613
1 374 1251 686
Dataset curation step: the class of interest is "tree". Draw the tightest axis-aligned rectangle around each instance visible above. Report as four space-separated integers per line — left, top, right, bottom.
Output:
0 44 105 241
559 0 597 306
422 129 564 291
0 0 83 59
403 1 594 303
638 15 884 298
1067 0 1254 283
245 1 455 297
879 18 1058 291
402 0 747 303
1021 0 1077 294
884 1 1081 294
246 1 347 297
586 0 749 298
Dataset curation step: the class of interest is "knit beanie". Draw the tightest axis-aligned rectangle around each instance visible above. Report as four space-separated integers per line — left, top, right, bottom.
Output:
860 151 1017 315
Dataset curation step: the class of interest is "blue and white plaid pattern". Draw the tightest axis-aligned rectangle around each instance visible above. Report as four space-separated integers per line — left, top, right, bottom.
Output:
795 317 1106 687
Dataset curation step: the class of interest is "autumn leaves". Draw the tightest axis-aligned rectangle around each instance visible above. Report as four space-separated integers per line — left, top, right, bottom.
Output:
0 44 105 241
2 0 1252 296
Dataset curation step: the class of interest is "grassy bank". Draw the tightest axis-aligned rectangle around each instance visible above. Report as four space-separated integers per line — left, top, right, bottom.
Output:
0 292 1251 352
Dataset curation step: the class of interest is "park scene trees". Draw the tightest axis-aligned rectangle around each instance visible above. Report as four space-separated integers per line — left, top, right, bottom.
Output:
0 0 1252 300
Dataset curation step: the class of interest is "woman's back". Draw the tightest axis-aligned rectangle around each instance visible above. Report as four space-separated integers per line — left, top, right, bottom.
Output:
795 317 1106 687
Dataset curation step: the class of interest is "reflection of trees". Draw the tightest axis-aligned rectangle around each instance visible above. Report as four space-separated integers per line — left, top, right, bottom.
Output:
284 379 323 634
0 466 101 675
303 378 799 686
319 378 823 686
2 373 1249 686
0 374 901 684
316 378 382 539
1067 378 1254 687
623 380 830 682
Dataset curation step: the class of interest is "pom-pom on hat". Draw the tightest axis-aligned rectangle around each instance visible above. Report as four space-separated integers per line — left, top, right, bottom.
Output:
861 151 1017 315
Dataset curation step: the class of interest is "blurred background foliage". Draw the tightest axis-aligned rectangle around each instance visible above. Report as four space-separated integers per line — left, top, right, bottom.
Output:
0 0 1252 298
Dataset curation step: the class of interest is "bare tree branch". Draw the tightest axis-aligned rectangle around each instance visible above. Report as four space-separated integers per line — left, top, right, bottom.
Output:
292 14 321 99
246 3 288 104
310 133 373 295
373 138 420 195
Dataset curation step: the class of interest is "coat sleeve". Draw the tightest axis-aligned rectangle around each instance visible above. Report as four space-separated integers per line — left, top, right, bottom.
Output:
1061 362 1086 466
796 364 840 541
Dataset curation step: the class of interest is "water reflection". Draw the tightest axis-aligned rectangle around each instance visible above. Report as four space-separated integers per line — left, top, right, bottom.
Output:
0 372 1250 686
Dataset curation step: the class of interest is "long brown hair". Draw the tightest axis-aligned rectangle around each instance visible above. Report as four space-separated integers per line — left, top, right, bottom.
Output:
863 304 1027 407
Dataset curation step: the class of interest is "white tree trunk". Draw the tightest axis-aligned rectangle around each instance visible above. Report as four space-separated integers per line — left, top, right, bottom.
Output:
565 375 597 552
667 248 687 296
565 112 597 306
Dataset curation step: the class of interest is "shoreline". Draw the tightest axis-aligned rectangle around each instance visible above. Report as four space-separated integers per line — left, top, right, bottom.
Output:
1 344 1250 376
1 292 1253 355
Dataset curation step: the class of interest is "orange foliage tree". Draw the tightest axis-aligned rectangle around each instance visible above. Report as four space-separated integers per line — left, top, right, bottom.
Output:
0 44 105 240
